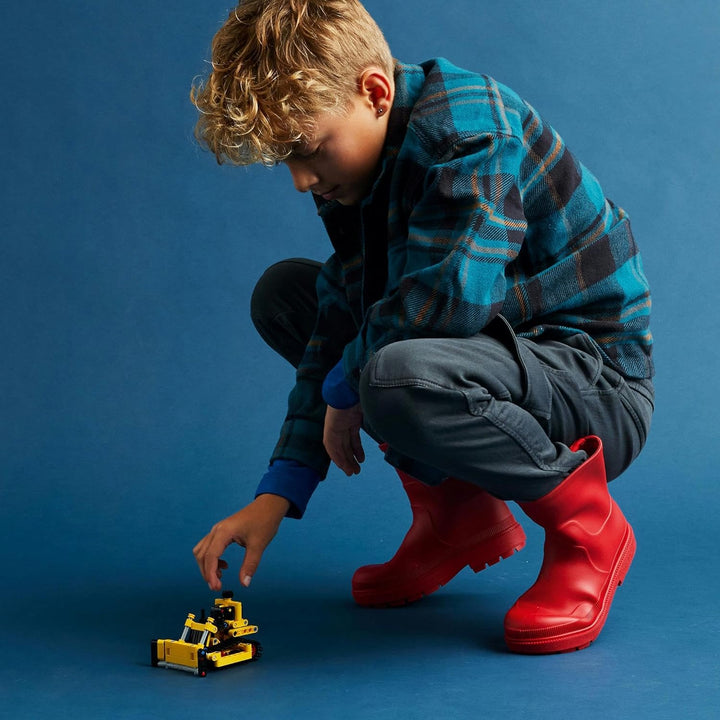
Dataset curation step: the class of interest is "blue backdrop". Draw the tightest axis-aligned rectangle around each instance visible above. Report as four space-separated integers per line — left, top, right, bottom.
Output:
2 1 718 718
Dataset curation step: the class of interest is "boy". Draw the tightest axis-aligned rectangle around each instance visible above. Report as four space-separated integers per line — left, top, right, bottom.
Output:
191 0 654 654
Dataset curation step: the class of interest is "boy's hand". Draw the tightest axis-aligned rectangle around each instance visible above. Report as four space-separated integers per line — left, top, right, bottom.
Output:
193 494 290 591
323 403 365 476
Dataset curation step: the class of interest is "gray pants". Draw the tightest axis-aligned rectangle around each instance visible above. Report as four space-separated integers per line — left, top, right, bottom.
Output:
252 259 654 501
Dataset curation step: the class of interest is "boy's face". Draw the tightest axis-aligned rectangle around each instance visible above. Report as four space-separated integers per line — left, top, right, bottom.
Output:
284 94 389 206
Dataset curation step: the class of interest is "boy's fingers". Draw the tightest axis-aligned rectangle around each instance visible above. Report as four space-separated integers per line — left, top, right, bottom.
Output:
341 434 355 474
197 528 233 588
206 561 221 591
206 553 223 589
351 430 365 464
214 558 229 586
240 544 264 588
339 430 362 475
327 433 351 475
323 405 364 475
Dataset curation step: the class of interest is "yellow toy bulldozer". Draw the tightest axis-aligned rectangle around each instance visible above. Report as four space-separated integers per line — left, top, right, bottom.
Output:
151 591 262 676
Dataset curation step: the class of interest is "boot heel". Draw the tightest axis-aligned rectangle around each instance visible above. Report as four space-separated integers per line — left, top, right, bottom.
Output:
468 519 526 572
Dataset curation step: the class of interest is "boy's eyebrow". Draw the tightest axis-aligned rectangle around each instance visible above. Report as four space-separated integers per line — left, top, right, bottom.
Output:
289 143 320 159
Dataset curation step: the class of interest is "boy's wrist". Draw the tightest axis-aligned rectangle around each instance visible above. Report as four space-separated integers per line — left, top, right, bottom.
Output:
255 459 322 519
254 493 291 516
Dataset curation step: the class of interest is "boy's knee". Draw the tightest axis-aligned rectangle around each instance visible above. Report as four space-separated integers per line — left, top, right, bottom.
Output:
251 258 320 328
363 338 446 385
250 261 288 328
359 342 436 445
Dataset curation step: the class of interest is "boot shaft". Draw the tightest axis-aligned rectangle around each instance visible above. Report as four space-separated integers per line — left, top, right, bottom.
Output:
520 436 613 535
395 470 515 543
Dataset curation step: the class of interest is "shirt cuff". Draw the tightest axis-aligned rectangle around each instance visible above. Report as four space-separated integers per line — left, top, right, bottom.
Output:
255 459 322 519
322 359 360 409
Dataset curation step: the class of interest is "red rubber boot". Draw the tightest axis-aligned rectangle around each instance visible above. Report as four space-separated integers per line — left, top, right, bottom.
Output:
352 468 526 607
504 435 636 654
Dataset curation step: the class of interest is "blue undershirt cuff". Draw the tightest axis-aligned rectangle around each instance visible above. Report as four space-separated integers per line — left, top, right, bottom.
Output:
322 359 360 409
255 459 322 519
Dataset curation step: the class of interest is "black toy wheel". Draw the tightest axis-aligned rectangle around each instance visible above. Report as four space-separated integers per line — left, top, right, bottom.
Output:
197 650 210 677
251 641 263 661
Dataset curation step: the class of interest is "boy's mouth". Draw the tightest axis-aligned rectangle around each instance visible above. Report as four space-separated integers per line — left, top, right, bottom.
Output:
319 185 340 200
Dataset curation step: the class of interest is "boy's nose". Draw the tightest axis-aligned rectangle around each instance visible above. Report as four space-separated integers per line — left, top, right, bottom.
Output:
287 163 320 194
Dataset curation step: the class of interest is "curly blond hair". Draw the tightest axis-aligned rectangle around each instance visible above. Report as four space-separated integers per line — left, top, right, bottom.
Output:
190 0 394 166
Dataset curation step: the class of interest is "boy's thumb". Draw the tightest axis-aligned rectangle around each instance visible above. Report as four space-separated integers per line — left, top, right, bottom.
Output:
240 546 262 588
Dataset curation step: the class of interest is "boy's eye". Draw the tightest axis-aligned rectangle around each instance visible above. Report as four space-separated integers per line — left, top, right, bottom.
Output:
295 145 321 159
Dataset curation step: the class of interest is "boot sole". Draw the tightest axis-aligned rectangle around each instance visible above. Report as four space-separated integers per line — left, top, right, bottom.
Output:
504 523 636 654
353 520 526 608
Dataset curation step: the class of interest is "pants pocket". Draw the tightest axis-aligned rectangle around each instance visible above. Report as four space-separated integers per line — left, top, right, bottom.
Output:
485 315 553 432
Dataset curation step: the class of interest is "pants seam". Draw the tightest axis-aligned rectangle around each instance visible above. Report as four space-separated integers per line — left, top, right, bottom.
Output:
368 377 461 392
477 399 573 475
370 375 571 476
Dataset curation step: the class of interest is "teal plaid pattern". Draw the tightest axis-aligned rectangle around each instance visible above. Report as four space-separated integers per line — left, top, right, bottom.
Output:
270 58 653 476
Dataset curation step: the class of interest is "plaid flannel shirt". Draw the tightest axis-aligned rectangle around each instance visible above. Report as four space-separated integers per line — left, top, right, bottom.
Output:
269 58 653 481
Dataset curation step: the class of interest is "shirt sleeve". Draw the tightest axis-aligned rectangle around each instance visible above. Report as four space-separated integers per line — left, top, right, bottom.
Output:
322 358 360 409
341 131 528 390
255 459 322 519
270 253 359 478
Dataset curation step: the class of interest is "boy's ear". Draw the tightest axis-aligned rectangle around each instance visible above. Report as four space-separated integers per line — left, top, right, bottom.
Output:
358 67 394 114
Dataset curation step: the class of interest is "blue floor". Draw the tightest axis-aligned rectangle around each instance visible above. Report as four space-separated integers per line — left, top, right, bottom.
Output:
2 1 719 718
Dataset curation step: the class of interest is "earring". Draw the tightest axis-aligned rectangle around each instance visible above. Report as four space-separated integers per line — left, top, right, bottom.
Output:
376 107 385 116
